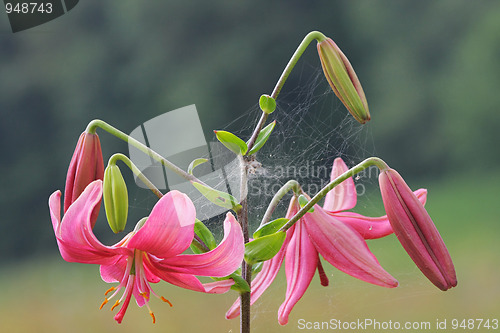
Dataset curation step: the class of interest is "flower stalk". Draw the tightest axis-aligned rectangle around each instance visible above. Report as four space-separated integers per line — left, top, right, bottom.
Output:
281 157 388 232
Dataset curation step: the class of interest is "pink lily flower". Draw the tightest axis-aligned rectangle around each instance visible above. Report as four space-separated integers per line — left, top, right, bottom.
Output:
379 168 457 291
49 180 244 324
227 158 428 325
64 131 104 228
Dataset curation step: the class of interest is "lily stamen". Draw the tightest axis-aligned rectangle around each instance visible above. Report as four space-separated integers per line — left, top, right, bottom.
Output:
110 300 120 311
99 298 108 310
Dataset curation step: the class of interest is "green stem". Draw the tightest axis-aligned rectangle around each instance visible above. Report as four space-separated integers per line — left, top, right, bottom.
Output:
236 156 251 333
270 30 326 100
246 31 327 152
279 157 389 232
86 119 209 187
108 153 164 199
260 180 301 227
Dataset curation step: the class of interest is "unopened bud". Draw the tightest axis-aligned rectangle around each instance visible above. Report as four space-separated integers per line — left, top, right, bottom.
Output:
259 94 276 114
103 164 129 233
317 37 370 124
379 168 457 291
64 131 104 228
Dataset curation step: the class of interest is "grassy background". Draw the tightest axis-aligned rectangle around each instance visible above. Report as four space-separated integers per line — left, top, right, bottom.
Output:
1 173 497 333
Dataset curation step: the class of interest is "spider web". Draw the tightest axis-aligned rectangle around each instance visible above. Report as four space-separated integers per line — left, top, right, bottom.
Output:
116 61 390 327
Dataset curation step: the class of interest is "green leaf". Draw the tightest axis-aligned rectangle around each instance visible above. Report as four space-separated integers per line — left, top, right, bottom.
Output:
251 262 263 275
188 158 208 175
247 121 276 155
229 273 251 293
244 231 286 265
211 271 250 293
253 218 289 239
191 181 242 212
189 218 217 254
298 194 315 212
214 130 248 155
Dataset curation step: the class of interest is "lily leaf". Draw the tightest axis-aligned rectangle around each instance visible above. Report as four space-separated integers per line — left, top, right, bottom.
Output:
253 218 289 239
187 158 208 175
191 181 242 212
244 231 286 265
229 273 251 293
247 121 276 155
214 130 248 155
190 219 217 254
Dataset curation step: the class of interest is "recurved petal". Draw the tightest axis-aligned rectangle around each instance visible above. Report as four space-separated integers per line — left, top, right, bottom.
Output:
154 212 244 277
100 256 128 283
278 221 318 325
49 180 128 265
323 157 357 212
127 190 196 258
203 280 235 294
333 212 393 239
330 188 426 239
145 257 205 293
304 205 398 288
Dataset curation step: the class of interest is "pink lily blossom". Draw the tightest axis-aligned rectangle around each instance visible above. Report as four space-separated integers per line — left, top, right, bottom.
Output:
49 180 244 324
227 158 428 325
64 131 104 228
379 168 457 291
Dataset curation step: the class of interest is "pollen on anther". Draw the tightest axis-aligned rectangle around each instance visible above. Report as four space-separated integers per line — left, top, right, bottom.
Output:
104 287 116 296
110 300 120 311
140 292 149 300
149 311 156 324
160 296 173 307
99 298 108 310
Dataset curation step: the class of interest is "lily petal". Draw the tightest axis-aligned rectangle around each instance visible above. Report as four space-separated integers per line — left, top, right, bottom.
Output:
278 221 318 326
304 205 398 288
323 158 357 212
155 212 244 277
332 213 393 239
203 280 235 294
331 189 427 239
127 190 196 258
49 180 128 265
145 258 205 293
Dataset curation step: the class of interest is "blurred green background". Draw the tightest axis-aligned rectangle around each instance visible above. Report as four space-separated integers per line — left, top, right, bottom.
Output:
0 1 499 332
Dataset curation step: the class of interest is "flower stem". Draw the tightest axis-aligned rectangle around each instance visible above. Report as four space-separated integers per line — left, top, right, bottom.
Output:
280 157 389 232
236 155 252 333
86 119 209 187
246 31 327 152
260 180 301 227
270 30 326 100
108 153 164 199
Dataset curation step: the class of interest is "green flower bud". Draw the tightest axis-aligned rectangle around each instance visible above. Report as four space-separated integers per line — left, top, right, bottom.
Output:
317 37 370 124
103 164 129 233
259 94 276 114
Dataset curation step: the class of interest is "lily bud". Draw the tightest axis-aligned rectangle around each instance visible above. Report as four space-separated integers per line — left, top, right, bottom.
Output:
317 37 370 124
379 169 457 291
103 164 129 233
64 131 104 227
259 94 276 114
